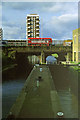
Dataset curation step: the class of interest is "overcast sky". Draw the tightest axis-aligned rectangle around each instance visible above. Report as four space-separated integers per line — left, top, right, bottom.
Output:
2 2 78 40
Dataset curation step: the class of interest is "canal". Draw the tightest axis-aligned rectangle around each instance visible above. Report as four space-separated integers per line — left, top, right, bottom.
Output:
2 64 79 118
49 65 79 118
2 65 33 118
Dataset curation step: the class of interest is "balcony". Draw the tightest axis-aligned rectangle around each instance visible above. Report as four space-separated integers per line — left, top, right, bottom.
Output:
28 28 30 31
30 27 33 29
30 35 33 37
36 21 39 23
28 30 30 32
36 31 39 33
31 19 33 21
27 20 31 22
36 26 39 28
28 31 33 33
36 26 39 30
36 33 39 35
36 29 39 30
36 22 39 25
27 26 30 28
27 22 30 24
30 24 33 25
36 24 39 27
36 18 39 20
30 31 33 33
27 24 30 27
27 18 30 20
36 30 39 32
36 36 39 38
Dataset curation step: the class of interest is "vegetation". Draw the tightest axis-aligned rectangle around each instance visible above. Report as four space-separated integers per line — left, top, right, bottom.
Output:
52 53 58 58
2 51 16 70
70 66 80 72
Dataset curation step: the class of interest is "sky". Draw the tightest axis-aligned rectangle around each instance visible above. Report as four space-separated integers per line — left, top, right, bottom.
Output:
2 2 78 40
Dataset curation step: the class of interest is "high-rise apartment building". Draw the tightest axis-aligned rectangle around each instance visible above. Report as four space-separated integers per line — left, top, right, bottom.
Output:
26 14 40 39
0 28 3 41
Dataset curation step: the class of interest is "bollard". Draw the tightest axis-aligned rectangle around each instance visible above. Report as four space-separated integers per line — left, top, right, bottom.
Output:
40 68 42 72
37 80 39 87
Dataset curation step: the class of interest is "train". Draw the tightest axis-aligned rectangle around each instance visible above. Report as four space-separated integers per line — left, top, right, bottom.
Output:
1 38 52 47
28 38 52 46
1 38 72 47
1 40 27 46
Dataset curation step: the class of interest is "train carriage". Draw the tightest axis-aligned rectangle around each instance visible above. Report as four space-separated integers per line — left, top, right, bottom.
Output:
6 40 27 46
28 38 52 46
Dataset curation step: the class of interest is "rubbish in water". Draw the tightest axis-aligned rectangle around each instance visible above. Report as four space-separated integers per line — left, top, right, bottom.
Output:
40 68 42 72
57 111 64 118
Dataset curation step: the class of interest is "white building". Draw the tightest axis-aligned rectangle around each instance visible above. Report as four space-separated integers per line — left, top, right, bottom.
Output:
26 14 40 39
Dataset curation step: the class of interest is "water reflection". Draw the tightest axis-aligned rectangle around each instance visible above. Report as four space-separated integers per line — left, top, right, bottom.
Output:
49 65 78 118
2 79 25 118
58 90 78 118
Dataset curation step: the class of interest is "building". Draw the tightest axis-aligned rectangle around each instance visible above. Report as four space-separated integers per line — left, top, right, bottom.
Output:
63 40 72 46
26 14 40 39
72 28 80 63
0 28 3 41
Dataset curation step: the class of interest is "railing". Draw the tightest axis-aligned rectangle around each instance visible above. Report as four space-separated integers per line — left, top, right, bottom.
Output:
52 40 64 45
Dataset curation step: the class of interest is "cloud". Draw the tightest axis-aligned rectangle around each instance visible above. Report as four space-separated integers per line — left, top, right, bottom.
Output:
2 2 58 12
2 0 79 2
78 1 80 28
2 2 78 14
58 14 78 22
3 25 26 39
0 2 2 27
43 13 78 39
2 2 78 39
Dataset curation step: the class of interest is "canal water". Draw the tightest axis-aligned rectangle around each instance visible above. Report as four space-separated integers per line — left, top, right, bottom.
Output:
2 65 33 118
49 65 79 118
2 64 79 118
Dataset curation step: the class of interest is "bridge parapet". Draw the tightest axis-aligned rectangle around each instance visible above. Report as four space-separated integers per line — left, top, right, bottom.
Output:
7 46 72 53
3 46 72 63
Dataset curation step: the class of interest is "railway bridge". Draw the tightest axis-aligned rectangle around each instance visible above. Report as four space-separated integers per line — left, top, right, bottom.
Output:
3 45 72 63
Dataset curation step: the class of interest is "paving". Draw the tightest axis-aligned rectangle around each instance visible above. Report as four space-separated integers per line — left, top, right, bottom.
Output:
9 65 63 118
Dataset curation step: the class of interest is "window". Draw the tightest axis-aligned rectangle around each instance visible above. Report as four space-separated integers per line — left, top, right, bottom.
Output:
74 35 76 44
78 52 80 60
78 35 80 43
74 52 76 61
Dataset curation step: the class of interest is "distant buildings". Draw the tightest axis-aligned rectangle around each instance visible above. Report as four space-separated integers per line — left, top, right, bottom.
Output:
26 14 40 39
63 40 72 46
0 28 3 41
72 28 80 63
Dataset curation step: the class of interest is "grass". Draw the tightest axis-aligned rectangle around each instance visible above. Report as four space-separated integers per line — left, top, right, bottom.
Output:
70 66 80 71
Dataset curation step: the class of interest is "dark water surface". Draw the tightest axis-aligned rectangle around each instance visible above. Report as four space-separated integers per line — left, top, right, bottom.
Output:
2 66 33 118
49 65 79 118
